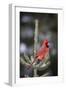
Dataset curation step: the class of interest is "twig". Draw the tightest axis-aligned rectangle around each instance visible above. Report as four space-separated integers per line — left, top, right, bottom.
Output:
38 61 51 71
20 57 30 66
24 53 32 64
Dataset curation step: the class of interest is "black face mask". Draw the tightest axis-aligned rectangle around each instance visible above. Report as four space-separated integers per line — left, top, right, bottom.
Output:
46 44 49 48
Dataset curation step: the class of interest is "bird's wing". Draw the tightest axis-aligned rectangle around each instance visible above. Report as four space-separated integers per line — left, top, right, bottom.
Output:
36 47 44 57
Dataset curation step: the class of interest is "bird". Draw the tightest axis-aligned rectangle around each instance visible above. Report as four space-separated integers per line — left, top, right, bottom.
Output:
28 39 49 68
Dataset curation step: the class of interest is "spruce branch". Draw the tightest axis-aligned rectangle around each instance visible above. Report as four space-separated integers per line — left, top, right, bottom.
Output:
24 53 31 64
20 57 30 66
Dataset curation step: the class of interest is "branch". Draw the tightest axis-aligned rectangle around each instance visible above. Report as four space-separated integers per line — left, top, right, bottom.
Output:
24 53 32 64
32 58 51 70
20 57 30 66
38 61 51 71
40 71 51 77
34 19 38 57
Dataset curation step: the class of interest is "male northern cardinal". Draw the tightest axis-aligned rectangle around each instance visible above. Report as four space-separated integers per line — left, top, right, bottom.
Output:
29 39 49 68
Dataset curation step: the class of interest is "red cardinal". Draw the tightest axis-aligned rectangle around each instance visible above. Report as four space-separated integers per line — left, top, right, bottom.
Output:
29 39 49 68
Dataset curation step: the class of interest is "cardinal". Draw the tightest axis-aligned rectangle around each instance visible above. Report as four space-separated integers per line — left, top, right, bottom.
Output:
28 39 49 68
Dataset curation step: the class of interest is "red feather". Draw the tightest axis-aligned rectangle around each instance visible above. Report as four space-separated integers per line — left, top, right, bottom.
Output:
29 39 49 68
36 40 49 60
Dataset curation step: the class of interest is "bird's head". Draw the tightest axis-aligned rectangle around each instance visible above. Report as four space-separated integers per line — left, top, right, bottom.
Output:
42 39 49 48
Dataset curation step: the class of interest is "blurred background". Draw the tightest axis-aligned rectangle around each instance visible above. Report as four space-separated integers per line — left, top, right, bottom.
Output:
20 12 58 77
